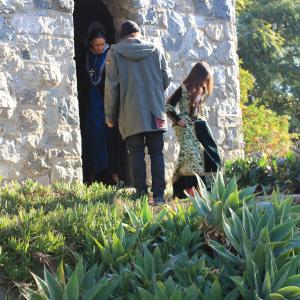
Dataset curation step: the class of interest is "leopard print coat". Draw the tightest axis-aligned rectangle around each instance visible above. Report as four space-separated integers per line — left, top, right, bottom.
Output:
166 85 206 182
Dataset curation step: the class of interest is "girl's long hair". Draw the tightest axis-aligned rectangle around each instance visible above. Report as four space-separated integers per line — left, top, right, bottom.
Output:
183 62 213 97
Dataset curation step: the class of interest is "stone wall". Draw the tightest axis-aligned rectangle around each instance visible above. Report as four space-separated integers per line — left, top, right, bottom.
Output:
0 0 82 184
0 0 243 185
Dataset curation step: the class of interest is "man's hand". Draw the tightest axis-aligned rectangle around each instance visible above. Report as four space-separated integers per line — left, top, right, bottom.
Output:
106 121 115 128
177 118 187 127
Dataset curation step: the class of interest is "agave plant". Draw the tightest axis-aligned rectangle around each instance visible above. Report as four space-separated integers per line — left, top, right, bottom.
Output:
169 252 212 288
133 246 171 288
230 253 300 300
22 259 118 300
137 277 239 300
138 278 204 300
113 245 212 299
124 198 168 236
89 199 169 271
209 195 300 266
208 197 300 300
90 223 139 270
186 172 256 242
160 206 204 256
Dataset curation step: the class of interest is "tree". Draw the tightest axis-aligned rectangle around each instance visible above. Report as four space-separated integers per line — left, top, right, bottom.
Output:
239 65 296 157
237 0 300 133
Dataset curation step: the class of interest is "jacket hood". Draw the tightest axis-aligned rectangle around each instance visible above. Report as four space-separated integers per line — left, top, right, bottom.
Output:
111 38 156 61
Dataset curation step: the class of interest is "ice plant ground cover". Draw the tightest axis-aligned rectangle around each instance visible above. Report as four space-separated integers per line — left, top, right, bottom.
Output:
0 174 300 299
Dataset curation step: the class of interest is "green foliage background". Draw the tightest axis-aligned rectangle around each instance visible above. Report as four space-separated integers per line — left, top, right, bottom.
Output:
240 65 296 157
237 0 300 134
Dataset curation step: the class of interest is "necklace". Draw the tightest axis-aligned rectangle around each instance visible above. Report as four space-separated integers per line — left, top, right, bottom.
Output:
86 45 109 86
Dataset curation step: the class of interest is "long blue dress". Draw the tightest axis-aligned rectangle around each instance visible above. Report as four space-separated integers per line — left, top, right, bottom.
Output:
85 47 109 177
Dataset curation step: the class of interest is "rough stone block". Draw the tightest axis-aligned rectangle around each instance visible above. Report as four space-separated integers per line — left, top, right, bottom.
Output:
19 134 41 148
0 72 16 118
195 36 214 60
11 13 73 38
206 110 218 127
205 23 225 41
19 110 43 132
176 0 194 14
33 0 51 9
0 16 16 42
225 65 239 85
0 138 20 163
58 97 80 126
21 63 63 88
47 128 72 147
193 0 232 21
206 85 227 106
127 0 151 9
0 44 23 71
217 116 242 128
24 149 51 176
51 164 82 184
213 40 236 64
180 25 205 56
36 174 51 185
11 13 42 35
0 96 16 119
217 102 239 116
210 126 226 145
151 0 176 9
213 65 226 85
17 89 46 107
224 23 235 41
136 7 159 25
0 0 25 14
225 127 244 150
0 163 10 177
195 15 206 29
225 82 240 102
51 0 74 13
162 11 187 51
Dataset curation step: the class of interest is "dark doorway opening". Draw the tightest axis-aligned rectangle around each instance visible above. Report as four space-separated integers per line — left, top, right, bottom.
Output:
73 0 116 183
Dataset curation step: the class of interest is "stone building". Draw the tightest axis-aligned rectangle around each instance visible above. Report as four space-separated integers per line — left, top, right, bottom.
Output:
0 0 243 185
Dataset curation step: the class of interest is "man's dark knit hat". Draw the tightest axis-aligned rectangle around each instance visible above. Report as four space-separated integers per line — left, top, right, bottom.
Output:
120 20 141 38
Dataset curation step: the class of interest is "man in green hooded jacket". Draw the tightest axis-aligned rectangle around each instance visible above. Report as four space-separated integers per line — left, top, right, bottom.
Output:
105 20 171 203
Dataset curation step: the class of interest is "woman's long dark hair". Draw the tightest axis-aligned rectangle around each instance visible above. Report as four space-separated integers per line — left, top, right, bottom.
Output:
183 62 213 120
183 62 213 97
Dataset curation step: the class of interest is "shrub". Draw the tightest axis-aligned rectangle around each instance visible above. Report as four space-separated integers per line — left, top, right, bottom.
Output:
239 65 297 158
225 152 300 194
242 102 295 157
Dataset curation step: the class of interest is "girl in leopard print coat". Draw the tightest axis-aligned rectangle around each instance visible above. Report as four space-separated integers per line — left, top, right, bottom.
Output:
166 62 219 191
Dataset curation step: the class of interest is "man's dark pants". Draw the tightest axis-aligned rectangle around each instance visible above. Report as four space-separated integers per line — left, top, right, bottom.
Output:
125 131 165 198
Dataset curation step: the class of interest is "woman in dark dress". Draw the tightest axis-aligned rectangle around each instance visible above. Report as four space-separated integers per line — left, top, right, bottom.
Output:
84 26 127 185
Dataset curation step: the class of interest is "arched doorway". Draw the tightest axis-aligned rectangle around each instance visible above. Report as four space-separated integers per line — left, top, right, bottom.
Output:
73 0 116 183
